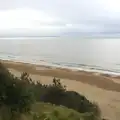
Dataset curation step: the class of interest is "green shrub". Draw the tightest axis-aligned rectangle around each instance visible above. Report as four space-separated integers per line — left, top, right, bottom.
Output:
40 78 101 118
0 63 33 114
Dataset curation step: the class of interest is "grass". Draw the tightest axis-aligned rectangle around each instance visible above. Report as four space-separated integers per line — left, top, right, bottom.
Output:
0 102 100 120
27 102 99 120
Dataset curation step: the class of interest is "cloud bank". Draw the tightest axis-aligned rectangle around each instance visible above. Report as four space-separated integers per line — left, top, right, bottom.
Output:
0 0 120 36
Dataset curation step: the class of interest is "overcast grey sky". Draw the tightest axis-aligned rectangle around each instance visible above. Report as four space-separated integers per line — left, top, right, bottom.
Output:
0 0 120 36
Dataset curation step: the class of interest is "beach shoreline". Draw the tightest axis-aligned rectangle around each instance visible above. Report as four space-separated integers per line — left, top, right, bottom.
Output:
1 59 120 92
0 59 120 120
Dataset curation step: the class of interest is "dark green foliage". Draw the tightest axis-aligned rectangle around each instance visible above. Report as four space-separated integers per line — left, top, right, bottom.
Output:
0 63 33 113
41 78 66 105
39 78 101 118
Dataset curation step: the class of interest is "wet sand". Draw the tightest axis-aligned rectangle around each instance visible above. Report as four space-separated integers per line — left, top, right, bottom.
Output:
1 59 120 120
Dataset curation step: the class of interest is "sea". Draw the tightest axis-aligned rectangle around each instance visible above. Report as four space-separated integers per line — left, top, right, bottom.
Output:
0 37 120 76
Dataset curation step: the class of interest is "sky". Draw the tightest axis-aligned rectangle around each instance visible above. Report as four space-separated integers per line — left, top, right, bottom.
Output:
0 0 120 36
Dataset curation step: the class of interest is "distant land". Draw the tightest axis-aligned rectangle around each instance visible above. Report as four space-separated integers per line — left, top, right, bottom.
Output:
0 31 120 38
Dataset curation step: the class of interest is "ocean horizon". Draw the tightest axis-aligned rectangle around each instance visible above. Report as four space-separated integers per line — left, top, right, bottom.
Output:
0 37 120 76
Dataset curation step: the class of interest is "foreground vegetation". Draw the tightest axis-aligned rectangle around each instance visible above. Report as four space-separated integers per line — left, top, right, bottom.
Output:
0 62 103 120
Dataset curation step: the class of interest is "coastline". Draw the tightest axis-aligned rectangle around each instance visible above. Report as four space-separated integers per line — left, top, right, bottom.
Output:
1 54 120 76
0 59 120 120
1 59 120 92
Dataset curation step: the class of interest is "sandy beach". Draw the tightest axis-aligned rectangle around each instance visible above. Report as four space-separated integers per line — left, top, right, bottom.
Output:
1 59 120 120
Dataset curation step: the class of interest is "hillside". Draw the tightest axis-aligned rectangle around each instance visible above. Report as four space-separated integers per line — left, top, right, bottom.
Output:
0 62 103 120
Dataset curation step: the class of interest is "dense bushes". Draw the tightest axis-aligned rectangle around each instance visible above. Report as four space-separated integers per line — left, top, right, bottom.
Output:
39 79 101 119
0 63 33 113
0 62 101 119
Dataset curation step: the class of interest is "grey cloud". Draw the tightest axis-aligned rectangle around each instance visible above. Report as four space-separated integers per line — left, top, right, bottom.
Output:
0 0 120 35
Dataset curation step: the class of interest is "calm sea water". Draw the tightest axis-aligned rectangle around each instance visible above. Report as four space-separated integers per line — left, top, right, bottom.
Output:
0 37 120 75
